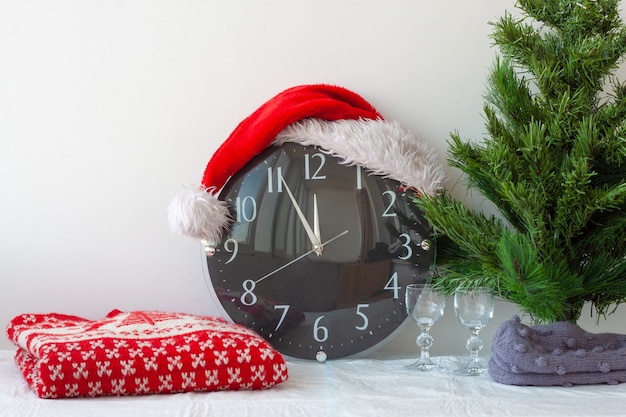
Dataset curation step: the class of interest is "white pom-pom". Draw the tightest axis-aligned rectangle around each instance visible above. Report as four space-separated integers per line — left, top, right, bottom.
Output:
168 185 231 243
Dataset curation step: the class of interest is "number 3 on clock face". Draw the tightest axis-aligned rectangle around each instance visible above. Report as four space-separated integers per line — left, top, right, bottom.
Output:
205 143 432 361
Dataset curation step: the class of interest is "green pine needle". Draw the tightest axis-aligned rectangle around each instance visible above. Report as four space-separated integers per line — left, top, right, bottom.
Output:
413 0 626 323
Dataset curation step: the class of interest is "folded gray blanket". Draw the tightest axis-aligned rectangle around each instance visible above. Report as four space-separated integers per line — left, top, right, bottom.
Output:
488 316 626 386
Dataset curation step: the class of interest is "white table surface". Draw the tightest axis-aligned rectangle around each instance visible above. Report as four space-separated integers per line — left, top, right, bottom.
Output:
2 349 626 417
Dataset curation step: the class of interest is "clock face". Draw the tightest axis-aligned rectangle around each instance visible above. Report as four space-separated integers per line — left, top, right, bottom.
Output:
205 142 431 360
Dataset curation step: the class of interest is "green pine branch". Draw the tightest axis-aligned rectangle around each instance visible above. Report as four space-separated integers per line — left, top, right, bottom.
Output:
413 0 626 323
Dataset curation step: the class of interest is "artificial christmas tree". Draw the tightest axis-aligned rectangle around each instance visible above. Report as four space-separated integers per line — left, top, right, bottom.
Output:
415 0 626 323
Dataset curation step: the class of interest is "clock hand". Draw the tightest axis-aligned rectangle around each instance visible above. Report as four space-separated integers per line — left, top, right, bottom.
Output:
280 177 323 256
313 194 321 243
254 230 349 284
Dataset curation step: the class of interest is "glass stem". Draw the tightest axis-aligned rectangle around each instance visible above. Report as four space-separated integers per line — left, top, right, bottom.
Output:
466 327 483 365
418 331 433 362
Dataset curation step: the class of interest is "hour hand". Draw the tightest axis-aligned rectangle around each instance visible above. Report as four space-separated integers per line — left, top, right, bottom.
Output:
313 194 321 244
280 177 323 256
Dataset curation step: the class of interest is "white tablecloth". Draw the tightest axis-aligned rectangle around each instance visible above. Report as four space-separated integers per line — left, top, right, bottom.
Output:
2 349 626 417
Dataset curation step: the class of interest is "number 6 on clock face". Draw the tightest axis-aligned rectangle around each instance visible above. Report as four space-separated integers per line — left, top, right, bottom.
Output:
205 143 432 361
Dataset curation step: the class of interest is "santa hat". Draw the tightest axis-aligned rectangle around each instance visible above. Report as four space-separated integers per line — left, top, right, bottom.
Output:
169 84 444 244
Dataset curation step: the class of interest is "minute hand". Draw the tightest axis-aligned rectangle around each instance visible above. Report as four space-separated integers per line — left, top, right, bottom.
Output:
280 177 323 255
254 230 349 284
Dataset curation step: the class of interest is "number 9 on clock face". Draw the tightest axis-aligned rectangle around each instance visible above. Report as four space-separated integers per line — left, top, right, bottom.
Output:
205 143 432 360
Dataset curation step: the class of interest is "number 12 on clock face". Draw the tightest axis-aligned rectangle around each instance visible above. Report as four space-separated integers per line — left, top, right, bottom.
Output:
205 143 431 360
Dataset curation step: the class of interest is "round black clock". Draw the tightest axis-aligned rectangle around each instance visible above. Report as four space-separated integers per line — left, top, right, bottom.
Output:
203 142 432 361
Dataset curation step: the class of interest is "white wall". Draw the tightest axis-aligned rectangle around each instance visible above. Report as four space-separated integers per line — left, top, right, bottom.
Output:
1 0 625 356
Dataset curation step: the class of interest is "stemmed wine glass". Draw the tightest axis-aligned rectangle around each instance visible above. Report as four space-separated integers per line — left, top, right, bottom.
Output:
404 283 446 371
454 287 494 376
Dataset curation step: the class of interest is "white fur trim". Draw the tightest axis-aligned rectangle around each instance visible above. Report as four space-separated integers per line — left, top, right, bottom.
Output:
167 185 231 243
274 119 445 195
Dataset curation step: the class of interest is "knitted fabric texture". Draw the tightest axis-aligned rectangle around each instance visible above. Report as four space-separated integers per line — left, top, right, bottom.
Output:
7 310 288 398
489 316 626 386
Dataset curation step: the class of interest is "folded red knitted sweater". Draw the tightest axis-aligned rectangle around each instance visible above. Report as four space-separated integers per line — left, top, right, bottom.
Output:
7 310 288 398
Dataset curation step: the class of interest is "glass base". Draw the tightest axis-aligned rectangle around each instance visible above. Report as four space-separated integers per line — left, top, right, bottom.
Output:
455 362 487 376
405 359 439 372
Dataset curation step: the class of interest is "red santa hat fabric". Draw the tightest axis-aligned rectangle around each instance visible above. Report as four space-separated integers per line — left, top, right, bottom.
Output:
168 84 444 244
